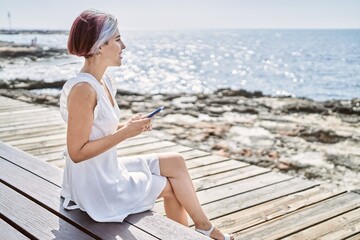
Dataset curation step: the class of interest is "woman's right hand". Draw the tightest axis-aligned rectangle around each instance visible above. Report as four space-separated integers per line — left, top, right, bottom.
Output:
123 115 151 139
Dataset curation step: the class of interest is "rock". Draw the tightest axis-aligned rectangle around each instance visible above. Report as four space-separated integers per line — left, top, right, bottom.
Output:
207 97 238 105
239 148 253 157
118 100 131 109
176 109 200 118
214 88 264 98
160 114 200 125
281 152 328 169
324 98 360 115
268 150 280 160
277 162 291 170
0 44 67 58
282 101 326 114
172 96 197 109
212 141 229 151
214 149 230 158
232 106 258 114
0 79 66 90
208 106 226 115
229 126 275 148
299 127 346 144
192 134 208 142
327 154 360 171
116 90 142 96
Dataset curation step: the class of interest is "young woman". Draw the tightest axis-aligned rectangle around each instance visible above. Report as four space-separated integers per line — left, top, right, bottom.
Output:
60 9 233 240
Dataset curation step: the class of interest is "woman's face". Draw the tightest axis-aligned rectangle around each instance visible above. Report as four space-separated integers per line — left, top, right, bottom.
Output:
101 30 126 67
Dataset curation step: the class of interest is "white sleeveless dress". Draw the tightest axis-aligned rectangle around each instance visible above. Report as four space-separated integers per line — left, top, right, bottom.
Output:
59 72 167 222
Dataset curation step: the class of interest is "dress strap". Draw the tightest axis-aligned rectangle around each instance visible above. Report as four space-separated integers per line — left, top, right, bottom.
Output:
63 197 80 210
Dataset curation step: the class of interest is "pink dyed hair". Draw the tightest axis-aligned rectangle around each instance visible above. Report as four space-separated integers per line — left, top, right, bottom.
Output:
68 9 118 58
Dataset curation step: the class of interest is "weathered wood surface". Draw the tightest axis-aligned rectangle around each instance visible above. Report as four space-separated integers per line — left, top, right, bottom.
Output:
0 218 29 240
1 95 360 239
0 141 208 240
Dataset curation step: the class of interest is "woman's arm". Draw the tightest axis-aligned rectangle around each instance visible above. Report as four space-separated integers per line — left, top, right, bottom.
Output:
117 122 125 130
66 83 150 163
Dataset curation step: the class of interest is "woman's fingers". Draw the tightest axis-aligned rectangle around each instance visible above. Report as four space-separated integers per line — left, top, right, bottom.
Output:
131 113 143 120
134 118 152 132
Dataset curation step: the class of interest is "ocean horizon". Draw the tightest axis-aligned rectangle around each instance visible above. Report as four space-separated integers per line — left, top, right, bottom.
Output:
1 29 359 101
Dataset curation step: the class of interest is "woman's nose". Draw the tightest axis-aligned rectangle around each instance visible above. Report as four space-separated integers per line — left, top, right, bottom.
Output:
122 41 126 49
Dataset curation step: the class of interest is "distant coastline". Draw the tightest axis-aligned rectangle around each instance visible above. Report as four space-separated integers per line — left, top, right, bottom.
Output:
0 29 68 35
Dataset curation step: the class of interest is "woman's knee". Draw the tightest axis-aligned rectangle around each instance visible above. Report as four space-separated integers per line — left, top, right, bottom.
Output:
158 152 187 177
159 178 175 199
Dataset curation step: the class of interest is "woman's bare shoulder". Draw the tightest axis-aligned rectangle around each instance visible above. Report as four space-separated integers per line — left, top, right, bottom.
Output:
68 82 97 106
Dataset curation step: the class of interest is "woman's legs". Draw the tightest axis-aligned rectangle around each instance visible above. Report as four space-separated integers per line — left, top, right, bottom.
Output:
157 152 233 240
158 179 188 225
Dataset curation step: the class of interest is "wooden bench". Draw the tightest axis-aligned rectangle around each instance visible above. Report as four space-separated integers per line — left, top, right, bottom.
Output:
0 141 209 239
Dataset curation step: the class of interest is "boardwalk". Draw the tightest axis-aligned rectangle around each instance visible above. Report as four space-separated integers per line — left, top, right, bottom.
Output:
0 95 359 239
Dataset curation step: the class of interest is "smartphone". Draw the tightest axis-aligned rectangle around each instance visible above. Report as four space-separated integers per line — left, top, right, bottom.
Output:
146 106 164 118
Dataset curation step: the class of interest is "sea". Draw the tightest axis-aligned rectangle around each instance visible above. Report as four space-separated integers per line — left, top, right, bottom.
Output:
0 29 359 101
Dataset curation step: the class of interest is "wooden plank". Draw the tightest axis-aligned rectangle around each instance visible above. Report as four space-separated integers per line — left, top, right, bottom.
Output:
0 105 40 112
0 109 60 118
0 125 65 139
46 158 66 168
124 212 209 240
0 120 63 132
234 193 360 240
0 101 31 107
0 141 63 185
0 218 29 240
344 233 360 240
0 107 50 116
192 165 271 191
7 133 66 146
189 160 248 179
27 145 66 156
4 131 65 144
284 207 360 240
212 185 346 233
16 138 66 151
36 152 65 163
0 117 62 129
179 149 212 160
0 110 60 120
185 154 230 169
0 157 157 240
205 171 292 203
0 101 30 106
0 183 93 240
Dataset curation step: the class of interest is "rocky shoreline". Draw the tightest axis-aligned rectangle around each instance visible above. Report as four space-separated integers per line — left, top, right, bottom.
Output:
1 79 359 193
0 40 67 59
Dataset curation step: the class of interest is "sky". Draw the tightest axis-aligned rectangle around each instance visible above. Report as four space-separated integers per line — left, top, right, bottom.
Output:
1 0 360 30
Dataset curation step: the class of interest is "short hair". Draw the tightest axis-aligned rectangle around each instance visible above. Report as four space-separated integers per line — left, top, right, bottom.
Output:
68 9 118 58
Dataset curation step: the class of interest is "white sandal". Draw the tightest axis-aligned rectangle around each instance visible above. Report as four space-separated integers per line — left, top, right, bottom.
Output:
195 223 232 240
